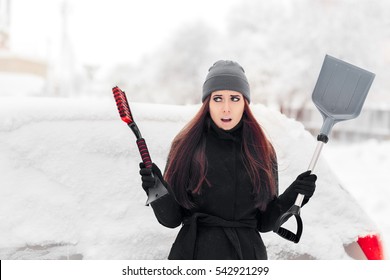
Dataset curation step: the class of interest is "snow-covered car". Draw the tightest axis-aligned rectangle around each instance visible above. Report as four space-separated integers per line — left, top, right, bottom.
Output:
0 98 385 259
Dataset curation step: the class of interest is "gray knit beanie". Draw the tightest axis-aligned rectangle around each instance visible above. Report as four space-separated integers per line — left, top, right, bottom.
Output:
202 60 250 103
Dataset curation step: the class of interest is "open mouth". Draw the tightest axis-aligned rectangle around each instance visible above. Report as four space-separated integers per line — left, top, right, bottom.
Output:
221 118 232 123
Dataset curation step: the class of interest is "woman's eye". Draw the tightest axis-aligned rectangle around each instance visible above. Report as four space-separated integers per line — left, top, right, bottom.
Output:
231 96 240 102
213 97 222 102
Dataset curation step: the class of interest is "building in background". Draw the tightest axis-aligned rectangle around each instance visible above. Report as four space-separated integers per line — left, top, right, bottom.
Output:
0 0 47 96
0 0 10 49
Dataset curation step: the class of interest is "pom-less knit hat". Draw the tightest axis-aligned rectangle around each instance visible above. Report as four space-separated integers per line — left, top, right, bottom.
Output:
202 60 250 103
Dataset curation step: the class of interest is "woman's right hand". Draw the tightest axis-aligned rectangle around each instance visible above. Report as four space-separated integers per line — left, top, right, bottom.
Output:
139 162 156 194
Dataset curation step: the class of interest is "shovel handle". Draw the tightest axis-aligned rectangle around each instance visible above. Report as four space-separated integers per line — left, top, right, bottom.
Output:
274 141 325 243
273 205 303 243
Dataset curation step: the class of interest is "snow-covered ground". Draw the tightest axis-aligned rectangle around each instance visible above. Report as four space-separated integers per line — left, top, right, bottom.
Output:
0 96 387 259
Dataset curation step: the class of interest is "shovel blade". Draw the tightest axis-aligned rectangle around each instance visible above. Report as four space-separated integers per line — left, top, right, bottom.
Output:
312 55 375 136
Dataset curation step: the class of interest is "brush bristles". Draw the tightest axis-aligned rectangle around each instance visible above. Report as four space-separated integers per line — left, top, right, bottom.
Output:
112 86 133 124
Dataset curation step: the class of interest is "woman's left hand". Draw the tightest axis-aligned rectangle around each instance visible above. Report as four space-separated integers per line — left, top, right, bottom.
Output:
289 170 317 198
280 171 317 207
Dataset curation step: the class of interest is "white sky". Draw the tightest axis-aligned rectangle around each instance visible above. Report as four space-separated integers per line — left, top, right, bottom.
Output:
8 0 240 66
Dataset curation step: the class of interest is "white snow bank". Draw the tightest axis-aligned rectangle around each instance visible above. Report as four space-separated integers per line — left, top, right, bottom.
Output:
323 140 390 257
0 97 384 259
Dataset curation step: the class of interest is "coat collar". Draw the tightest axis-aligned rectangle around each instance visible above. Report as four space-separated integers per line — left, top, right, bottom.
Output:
208 118 243 141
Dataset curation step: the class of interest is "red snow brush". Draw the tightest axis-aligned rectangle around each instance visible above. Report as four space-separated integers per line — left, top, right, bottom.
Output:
112 86 168 205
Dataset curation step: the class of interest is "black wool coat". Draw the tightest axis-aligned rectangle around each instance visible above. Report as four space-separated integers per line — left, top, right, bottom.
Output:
150 119 295 260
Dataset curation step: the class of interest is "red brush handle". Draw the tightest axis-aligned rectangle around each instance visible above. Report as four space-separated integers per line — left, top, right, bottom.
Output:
136 138 152 169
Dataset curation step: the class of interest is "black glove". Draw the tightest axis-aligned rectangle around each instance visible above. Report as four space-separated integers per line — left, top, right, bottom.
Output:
139 162 165 194
279 170 317 207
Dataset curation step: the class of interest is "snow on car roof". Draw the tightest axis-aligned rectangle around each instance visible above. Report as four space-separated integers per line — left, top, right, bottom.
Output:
0 97 385 259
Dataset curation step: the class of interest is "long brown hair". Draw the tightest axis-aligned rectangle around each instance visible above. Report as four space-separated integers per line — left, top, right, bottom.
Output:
164 96 277 211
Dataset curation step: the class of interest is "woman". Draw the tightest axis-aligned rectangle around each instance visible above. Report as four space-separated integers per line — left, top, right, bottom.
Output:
139 60 317 260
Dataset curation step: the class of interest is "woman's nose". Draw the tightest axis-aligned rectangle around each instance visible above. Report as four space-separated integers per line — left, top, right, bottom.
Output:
223 100 230 112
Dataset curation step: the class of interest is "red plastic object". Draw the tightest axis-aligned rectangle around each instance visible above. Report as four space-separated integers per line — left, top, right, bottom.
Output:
357 234 385 260
113 86 133 124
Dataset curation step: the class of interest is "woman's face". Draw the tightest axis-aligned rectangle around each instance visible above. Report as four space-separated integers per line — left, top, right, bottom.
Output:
209 90 245 130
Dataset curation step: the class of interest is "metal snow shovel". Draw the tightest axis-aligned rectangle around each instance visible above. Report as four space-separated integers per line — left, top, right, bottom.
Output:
273 54 375 243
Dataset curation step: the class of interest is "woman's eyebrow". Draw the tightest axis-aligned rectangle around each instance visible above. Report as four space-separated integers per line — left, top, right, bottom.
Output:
212 94 241 97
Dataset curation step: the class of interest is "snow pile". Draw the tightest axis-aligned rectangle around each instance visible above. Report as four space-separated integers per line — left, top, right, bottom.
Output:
323 140 390 257
0 97 383 259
